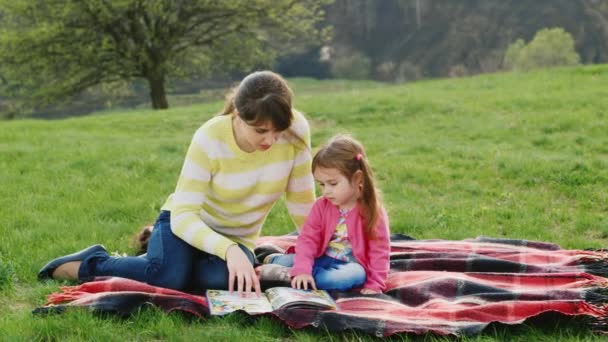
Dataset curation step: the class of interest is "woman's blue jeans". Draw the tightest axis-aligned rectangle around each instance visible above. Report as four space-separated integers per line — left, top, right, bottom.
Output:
78 210 254 291
269 254 366 291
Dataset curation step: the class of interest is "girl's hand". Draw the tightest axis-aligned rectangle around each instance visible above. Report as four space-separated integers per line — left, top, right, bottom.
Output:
291 274 317 290
360 288 379 295
226 245 261 295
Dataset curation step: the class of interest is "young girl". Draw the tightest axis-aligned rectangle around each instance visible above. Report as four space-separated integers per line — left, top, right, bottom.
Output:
38 71 316 295
266 135 390 294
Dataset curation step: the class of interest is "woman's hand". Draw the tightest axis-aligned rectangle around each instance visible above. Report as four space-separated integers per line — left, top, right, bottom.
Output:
225 245 261 295
291 274 317 290
360 288 379 295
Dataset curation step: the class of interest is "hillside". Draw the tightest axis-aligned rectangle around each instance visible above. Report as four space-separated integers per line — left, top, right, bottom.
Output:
297 0 608 78
1 66 607 340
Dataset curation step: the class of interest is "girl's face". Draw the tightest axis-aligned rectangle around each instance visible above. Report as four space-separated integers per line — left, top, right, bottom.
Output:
234 115 283 152
314 166 361 210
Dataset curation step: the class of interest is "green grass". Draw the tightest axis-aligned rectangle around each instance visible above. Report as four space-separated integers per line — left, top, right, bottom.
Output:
1 65 608 340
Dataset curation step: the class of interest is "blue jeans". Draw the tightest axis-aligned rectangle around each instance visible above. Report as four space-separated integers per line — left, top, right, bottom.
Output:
270 254 366 291
79 210 254 291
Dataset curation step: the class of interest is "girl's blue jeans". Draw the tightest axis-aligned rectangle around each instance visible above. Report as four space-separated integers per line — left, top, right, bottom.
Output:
78 210 254 291
269 253 366 291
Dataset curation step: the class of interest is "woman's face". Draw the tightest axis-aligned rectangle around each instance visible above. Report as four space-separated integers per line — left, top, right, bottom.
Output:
235 115 283 152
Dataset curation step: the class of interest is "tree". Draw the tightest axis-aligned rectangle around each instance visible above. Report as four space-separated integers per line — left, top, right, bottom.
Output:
0 0 331 110
503 27 580 71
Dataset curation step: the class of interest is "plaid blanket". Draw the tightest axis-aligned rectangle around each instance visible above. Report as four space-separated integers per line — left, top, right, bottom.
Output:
34 235 608 337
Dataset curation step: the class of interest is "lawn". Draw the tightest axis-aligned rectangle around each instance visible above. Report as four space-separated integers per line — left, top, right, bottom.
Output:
1 65 607 341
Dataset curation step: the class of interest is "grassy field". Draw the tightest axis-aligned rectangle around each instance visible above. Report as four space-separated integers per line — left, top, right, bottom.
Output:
1 65 607 341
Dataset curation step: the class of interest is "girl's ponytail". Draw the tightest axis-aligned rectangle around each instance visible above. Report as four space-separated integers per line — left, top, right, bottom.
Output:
358 156 382 240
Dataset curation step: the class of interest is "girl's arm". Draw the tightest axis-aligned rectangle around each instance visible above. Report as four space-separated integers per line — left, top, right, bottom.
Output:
362 211 391 292
285 111 315 231
290 199 325 277
170 128 237 260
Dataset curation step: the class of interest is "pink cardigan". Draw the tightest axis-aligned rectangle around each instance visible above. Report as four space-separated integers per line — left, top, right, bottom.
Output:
290 197 391 292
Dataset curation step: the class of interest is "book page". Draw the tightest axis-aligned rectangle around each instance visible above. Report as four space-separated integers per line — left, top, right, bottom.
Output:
206 290 274 315
265 287 337 310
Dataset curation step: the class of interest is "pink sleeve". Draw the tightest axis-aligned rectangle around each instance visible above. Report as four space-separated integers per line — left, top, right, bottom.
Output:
290 200 325 277
363 211 391 291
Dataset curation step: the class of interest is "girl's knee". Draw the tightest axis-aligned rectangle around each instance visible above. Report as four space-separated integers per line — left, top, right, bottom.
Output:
347 263 366 278
315 262 366 291
342 263 366 288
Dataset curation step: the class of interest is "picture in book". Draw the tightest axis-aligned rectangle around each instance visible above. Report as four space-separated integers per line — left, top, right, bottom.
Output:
206 287 337 315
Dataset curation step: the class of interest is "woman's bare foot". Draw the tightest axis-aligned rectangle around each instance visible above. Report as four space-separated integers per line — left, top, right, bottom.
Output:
51 261 81 280
257 264 291 283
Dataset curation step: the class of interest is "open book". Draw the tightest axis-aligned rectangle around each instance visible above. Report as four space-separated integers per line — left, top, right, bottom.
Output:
206 287 337 315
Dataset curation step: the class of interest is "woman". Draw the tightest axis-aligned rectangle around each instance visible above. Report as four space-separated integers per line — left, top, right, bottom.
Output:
38 71 316 295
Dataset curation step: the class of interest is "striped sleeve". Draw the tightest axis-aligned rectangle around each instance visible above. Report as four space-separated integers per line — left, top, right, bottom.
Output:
285 112 315 230
170 128 237 260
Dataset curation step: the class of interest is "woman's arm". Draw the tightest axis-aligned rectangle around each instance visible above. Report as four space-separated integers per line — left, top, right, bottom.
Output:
170 128 238 259
285 111 316 231
172 128 261 294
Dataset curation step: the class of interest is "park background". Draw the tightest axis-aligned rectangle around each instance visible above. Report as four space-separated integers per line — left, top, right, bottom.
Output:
1 0 608 340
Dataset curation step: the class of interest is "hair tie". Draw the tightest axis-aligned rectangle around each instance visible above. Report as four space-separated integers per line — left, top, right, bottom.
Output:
355 153 363 161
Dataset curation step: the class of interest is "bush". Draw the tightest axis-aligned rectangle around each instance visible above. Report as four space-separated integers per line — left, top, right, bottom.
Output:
503 39 526 70
375 61 397 82
330 52 371 80
395 61 422 83
503 28 580 71
449 64 469 78
375 60 423 83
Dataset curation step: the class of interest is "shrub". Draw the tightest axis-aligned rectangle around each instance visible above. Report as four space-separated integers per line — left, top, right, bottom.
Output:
375 61 397 82
449 64 469 78
395 60 422 83
503 39 526 70
503 28 580 71
330 52 371 80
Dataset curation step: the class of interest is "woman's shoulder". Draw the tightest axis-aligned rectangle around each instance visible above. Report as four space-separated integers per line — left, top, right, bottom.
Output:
290 109 310 137
195 115 231 139
188 115 234 159
201 114 229 130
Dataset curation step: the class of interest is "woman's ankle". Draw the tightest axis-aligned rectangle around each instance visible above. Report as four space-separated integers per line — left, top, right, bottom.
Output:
51 261 81 280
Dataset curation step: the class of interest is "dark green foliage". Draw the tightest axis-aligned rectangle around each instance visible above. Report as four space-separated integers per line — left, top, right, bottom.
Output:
324 0 608 79
0 0 331 110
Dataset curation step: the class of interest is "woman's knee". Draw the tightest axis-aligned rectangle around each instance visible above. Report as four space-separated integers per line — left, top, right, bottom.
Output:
143 211 194 290
145 259 191 290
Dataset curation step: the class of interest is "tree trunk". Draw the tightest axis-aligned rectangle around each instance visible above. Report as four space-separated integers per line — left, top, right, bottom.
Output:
416 0 421 29
147 76 169 109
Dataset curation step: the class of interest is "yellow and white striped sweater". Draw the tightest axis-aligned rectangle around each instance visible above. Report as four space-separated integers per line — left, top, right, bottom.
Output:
162 111 315 259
